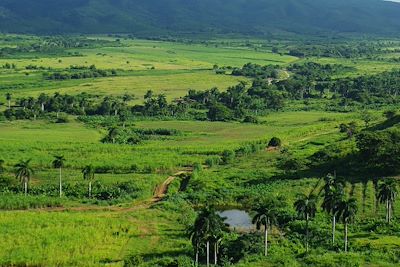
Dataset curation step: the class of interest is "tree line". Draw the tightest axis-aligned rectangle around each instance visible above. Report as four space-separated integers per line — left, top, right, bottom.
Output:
1 156 97 199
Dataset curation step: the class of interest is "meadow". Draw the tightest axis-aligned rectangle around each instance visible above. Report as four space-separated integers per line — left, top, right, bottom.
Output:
0 35 400 266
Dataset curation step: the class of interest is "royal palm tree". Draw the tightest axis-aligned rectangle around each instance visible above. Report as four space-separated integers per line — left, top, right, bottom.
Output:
191 206 228 266
252 199 279 256
209 212 228 265
82 165 95 198
188 225 203 266
294 193 317 252
377 179 398 224
336 198 358 252
321 173 344 245
14 159 34 195
6 93 11 109
52 155 66 197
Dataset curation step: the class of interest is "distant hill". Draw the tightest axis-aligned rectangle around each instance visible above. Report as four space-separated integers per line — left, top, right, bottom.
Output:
0 0 400 36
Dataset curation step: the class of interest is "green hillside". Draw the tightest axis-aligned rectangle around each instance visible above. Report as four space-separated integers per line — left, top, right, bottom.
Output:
0 0 400 35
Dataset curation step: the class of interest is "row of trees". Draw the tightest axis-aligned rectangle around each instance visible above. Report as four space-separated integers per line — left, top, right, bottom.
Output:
2 157 96 198
3 61 399 123
189 174 398 265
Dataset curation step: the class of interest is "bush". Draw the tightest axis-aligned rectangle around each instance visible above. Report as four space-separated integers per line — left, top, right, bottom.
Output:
222 150 235 164
55 115 69 123
205 156 221 168
243 115 259 123
123 254 143 267
268 137 282 147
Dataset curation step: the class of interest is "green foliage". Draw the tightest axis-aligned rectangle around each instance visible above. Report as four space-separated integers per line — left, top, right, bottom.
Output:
207 103 233 122
268 137 282 147
0 194 62 210
222 150 236 165
124 254 144 267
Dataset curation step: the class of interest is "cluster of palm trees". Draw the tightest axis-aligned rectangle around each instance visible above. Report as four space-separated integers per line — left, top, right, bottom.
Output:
2 156 97 198
189 174 398 266
189 206 229 267
251 173 397 255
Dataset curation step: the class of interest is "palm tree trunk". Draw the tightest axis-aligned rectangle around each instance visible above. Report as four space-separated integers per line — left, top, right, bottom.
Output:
306 215 309 253
332 215 336 245
265 224 268 256
24 179 27 196
388 202 392 224
59 167 62 197
344 222 348 252
8 100 11 109
89 181 92 198
214 242 217 265
207 241 210 267
386 200 389 223
195 246 199 267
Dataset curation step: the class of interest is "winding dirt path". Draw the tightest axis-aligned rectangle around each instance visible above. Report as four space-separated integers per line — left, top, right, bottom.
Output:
25 169 192 213
151 170 189 203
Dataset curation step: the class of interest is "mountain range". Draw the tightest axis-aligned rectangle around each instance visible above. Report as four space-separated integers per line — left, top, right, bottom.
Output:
0 0 400 36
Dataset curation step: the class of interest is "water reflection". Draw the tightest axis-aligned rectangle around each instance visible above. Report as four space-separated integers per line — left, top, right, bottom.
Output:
218 209 254 231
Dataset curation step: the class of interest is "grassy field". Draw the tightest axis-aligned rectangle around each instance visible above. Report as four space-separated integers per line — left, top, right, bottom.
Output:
1 35 400 266
0 38 297 103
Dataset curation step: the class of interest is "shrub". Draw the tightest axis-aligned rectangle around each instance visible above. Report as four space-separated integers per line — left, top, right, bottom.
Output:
123 254 143 267
205 156 220 168
243 115 259 123
268 137 282 147
222 150 235 164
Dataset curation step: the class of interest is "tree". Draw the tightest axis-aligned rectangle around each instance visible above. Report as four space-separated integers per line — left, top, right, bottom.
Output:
0 159 4 175
6 93 12 109
38 93 49 112
14 159 34 195
190 206 228 266
207 103 233 121
106 127 119 144
336 198 358 252
188 225 203 266
52 155 66 197
82 165 95 198
294 193 317 252
377 179 398 224
321 173 344 245
252 199 279 256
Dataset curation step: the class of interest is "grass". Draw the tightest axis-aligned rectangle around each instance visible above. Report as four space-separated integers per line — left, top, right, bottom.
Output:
0 35 400 266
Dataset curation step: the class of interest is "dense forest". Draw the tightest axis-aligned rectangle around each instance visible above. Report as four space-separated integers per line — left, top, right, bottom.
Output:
1 0 400 35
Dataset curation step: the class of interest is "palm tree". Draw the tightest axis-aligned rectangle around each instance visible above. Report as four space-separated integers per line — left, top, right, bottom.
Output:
294 193 317 252
336 198 358 252
14 159 34 195
377 179 398 224
209 212 228 265
188 225 203 266
82 165 95 198
252 199 279 256
321 173 344 245
190 206 228 266
6 93 11 109
52 155 66 197
107 127 119 144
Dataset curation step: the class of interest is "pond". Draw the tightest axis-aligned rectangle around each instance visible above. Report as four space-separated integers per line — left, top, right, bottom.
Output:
218 209 254 232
